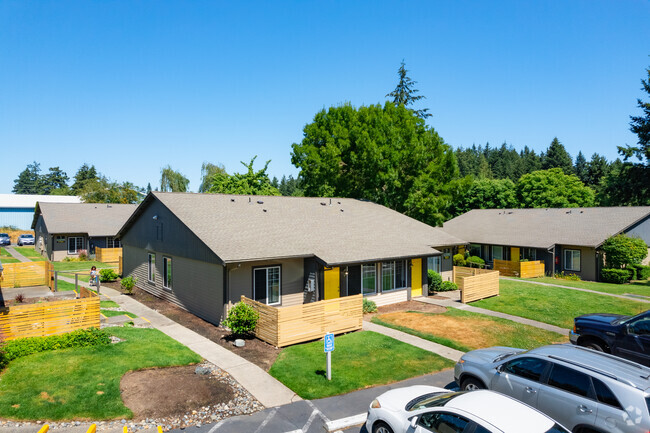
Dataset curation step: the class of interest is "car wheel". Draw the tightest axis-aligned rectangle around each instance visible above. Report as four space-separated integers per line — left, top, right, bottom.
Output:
581 339 606 352
372 421 394 433
461 377 485 391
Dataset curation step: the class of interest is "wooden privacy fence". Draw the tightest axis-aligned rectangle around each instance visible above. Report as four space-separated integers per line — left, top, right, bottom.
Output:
0 288 100 340
453 266 500 303
95 247 122 263
0 261 53 289
241 294 363 347
493 259 545 278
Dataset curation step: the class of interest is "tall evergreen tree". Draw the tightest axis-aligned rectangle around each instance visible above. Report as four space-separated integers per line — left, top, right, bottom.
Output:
386 61 431 119
574 151 588 184
71 164 99 194
520 146 542 174
542 137 574 174
41 166 70 194
12 161 43 194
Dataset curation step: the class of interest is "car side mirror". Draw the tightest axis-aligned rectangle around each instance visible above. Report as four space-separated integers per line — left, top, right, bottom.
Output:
496 364 504 373
410 417 418 428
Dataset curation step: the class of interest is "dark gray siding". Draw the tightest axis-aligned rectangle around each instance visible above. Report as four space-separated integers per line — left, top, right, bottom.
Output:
121 198 221 265
124 245 225 324
626 216 650 245
227 258 305 307
559 245 597 281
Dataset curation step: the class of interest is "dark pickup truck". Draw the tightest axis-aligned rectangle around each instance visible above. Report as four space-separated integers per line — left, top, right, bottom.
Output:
570 310 650 366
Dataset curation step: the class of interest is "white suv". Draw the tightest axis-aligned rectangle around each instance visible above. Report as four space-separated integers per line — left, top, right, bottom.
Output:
455 344 650 433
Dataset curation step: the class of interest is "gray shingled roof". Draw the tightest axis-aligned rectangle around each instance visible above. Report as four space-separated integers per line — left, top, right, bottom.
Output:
33 202 138 237
128 192 466 265
442 207 650 249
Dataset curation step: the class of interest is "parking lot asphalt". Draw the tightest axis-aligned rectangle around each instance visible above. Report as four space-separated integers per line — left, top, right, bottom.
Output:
168 369 456 433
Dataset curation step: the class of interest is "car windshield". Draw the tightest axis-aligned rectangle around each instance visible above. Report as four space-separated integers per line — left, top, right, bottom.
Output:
616 310 650 325
21 235 33 238
0 234 8 237
406 392 462 411
493 350 524 363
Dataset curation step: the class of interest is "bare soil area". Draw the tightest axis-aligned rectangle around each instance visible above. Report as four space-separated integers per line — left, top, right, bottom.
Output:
364 299 446 320
120 365 234 419
103 282 281 371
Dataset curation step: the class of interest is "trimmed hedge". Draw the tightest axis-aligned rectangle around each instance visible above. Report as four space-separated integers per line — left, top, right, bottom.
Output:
636 265 650 280
0 328 110 369
428 270 442 294
600 268 630 284
439 281 458 292
453 254 466 266
466 256 485 268
222 302 259 336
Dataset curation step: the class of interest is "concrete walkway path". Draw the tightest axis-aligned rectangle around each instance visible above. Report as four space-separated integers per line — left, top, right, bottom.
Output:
363 321 465 361
501 277 650 303
3 246 29 262
416 295 568 335
57 275 300 408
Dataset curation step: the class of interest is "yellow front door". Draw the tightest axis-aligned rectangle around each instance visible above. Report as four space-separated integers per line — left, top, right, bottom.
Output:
411 258 422 297
323 267 340 300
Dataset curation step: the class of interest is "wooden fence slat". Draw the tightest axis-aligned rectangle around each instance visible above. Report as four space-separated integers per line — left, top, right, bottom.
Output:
0 261 50 289
493 259 544 278
454 266 500 303
95 247 122 263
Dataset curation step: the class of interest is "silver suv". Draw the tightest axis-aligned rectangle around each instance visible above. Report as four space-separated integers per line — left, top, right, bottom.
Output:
455 344 650 433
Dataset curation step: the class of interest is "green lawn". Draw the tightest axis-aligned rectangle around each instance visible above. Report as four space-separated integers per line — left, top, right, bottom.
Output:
53 261 116 272
101 310 137 319
471 279 647 329
0 327 201 420
269 331 453 400
525 276 650 297
372 309 567 352
13 247 46 261
0 247 20 264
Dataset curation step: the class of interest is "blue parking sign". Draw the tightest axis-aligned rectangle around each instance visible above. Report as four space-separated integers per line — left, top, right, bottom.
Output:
324 333 335 352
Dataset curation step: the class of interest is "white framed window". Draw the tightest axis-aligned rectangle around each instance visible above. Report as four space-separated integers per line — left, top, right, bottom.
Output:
564 249 581 272
492 245 503 261
148 253 156 282
254 266 281 305
427 256 441 273
68 237 84 254
163 257 172 290
362 264 376 295
106 237 121 248
381 260 407 292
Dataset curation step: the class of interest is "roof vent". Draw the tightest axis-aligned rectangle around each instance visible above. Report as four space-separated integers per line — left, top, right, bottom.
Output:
107 204 112 208
337 201 341 205
257 200 264 204
340 209 344 212
320 202 326 206
263 209 267 212
508 211 513 214
566 210 571 214
231 198 235 202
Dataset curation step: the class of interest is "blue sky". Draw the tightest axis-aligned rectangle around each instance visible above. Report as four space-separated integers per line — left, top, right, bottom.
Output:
1 1 649 194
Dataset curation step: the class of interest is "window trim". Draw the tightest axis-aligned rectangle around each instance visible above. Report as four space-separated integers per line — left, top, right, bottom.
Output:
67 236 84 254
148 253 156 283
492 245 504 261
361 263 377 296
253 265 282 306
381 260 408 292
564 249 581 272
106 237 121 249
428 256 442 274
163 256 172 290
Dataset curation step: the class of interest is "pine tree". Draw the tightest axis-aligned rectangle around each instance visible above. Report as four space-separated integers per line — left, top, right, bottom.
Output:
386 61 431 119
574 151 588 184
12 161 43 194
542 137 574 174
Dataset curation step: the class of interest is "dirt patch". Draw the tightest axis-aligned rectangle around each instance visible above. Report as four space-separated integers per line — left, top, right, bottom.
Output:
364 300 446 320
103 282 281 371
120 365 234 419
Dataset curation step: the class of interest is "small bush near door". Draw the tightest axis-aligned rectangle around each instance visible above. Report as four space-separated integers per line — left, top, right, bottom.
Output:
99 268 118 282
427 270 442 294
362 298 377 313
120 276 137 294
223 302 259 337
438 281 458 292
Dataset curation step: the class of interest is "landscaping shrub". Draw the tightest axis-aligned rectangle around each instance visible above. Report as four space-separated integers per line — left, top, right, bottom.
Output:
636 264 650 280
439 281 458 292
466 256 485 268
99 268 119 282
120 276 137 294
0 328 110 369
453 254 466 266
553 272 581 281
78 249 89 261
627 265 638 281
600 268 630 284
363 298 377 313
602 234 648 268
13 293 25 304
428 270 442 294
222 302 259 336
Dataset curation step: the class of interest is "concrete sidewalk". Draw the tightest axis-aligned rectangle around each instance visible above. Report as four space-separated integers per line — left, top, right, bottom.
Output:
363 321 465 361
56 275 300 408
501 277 650 303
416 294 568 335
3 246 29 262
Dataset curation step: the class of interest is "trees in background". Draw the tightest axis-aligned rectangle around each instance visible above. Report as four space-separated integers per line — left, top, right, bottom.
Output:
13 162 71 195
160 166 190 192
71 164 99 194
292 103 463 226
386 61 431 119
452 179 517 215
601 234 648 269
516 168 595 208
271 175 302 196
542 137 573 174
208 157 280 196
199 162 227 193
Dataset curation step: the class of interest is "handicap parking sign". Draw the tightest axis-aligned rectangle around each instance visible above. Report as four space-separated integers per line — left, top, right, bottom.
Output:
324 333 335 352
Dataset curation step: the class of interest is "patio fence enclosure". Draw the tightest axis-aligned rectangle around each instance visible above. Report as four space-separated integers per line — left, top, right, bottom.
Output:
493 259 545 278
0 287 100 340
0 261 53 289
241 294 363 347
95 247 122 263
453 266 500 303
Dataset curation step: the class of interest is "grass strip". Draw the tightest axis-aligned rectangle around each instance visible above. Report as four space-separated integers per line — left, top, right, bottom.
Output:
472 279 647 328
13 247 46 261
0 327 201 420
523 276 650 297
269 331 453 400
101 310 138 319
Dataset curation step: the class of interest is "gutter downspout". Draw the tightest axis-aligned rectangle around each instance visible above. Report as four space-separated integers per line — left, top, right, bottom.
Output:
547 245 556 276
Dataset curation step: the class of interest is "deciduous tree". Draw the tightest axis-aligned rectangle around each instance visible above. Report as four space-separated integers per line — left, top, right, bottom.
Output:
516 168 595 208
601 234 648 269
160 166 190 192
209 157 280 196
453 179 517 215
199 162 227 193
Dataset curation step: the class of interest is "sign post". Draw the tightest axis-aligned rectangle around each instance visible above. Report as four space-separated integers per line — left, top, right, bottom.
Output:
324 332 335 380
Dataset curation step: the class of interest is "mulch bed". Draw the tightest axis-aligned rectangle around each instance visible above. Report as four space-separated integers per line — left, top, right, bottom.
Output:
102 281 281 371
